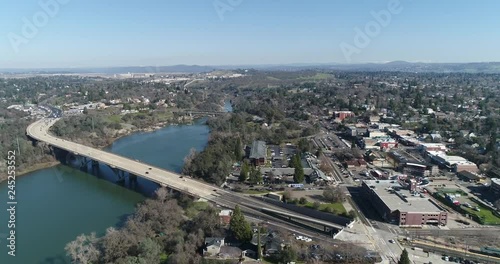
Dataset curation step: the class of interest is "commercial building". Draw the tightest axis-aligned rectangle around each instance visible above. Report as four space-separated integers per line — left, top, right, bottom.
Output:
457 171 485 183
491 178 500 196
361 180 447 227
426 151 478 173
418 143 447 153
387 150 429 177
334 111 355 122
249 140 267 166
380 141 399 151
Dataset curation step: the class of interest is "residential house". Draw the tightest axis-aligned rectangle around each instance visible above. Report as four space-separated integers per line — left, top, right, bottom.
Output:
219 210 232 225
203 237 225 256
251 231 284 256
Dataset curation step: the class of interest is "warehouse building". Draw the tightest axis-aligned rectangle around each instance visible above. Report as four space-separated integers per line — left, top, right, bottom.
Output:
426 151 478 173
361 180 447 227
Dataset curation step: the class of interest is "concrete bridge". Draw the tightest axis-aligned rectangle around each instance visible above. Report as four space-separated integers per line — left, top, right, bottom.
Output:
27 118 349 233
27 118 221 199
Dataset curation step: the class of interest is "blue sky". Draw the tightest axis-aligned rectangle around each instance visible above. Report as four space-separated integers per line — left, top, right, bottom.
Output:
1 0 499 68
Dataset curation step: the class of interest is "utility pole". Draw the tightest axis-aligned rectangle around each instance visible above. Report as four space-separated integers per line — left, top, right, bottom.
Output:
92 116 94 131
16 137 21 156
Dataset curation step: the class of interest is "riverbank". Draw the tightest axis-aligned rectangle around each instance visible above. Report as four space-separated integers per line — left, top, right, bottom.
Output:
18 161 61 176
0 161 61 184
99 118 197 149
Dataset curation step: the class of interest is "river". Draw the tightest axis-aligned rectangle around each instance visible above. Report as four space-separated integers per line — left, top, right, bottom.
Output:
0 118 210 264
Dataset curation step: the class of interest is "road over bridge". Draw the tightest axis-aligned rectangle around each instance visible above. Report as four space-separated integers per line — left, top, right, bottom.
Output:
27 118 221 199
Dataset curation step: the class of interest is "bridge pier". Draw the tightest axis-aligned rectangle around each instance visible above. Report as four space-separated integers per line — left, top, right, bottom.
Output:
91 160 99 170
64 151 73 165
129 174 138 185
80 157 89 172
110 168 126 183
90 160 100 176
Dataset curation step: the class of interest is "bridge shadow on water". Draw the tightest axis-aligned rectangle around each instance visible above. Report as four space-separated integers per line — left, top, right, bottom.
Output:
53 148 159 198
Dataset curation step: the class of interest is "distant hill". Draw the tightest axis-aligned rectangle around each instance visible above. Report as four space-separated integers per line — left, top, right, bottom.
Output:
2 62 500 74
323 61 500 73
0 65 215 74
217 61 500 73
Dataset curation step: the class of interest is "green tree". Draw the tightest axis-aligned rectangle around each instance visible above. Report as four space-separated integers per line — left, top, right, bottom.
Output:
290 153 300 168
278 246 297 263
293 163 304 183
239 162 249 182
398 248 411 264
249 166 262 184
297 138 311 153
123 238 163 264
229 206 252 242
348 210 357 219
282 190 292 202
234 138 242 161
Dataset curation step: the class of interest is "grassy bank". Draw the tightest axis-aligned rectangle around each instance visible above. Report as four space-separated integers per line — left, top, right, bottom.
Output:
303 201 347 215
0 161 60 184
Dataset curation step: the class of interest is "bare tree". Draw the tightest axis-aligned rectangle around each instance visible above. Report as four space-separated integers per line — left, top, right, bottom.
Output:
182 148 197 174
319 161 334 175
154 187 170 203
65 232 100 264
323 186 345 203
101 227 136 263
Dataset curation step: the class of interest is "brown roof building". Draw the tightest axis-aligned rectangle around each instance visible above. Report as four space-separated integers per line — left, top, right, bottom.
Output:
362 180 447 227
